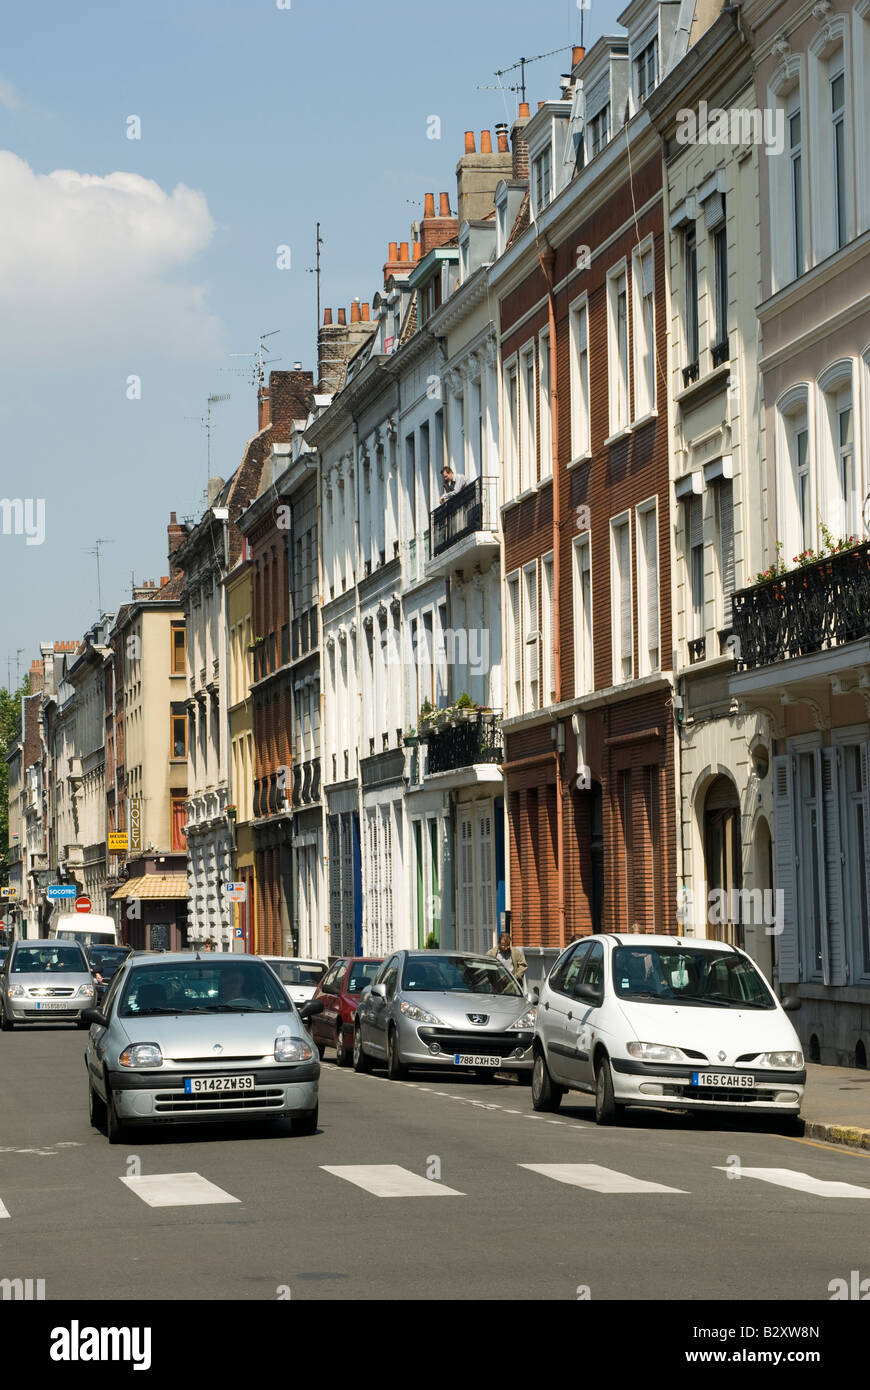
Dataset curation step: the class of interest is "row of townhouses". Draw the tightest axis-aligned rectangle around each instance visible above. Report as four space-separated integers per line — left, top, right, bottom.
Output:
6 0 870 1067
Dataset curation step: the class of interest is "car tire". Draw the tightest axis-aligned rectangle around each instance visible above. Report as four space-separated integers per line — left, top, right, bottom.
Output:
88 1080 107 1130
594 1054 624 1126
531 1051 564 1112
294 1104 318 1136
353 1024 373 1073
105 1085 126 1145
0 1004 13 1032
315 1039 326 1060
773 1113 803 1137
335 1026 349 1067
386 1027 408 1081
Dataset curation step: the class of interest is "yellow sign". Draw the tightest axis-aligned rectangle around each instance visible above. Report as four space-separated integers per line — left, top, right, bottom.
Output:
129 797 142 852
108 831 129 852
1 886 17 898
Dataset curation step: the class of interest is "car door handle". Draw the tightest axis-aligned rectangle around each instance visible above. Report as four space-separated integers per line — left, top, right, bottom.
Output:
543 1002 549 1010
567 1011 573 1021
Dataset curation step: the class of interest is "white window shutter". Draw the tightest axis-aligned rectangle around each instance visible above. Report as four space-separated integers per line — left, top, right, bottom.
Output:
773 754 800 983
645 508 659 669
641 248 654 297
477 807 494 952
459 811 475 953
688 494 704 550
717 480 735 615
820 747 846 987
619 523 632 676
813 747 830 985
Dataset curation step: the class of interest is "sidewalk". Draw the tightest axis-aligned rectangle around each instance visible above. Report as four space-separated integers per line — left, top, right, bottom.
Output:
801 1063 870 1150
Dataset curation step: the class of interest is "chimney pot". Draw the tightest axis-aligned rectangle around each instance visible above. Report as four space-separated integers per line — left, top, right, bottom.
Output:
361 302 371 321
519 102 530 118
423 192 435 218
464 131 476 153
572 45 585 67
480 129 492 153
496 124 510 152
537 100 545 111
413 241 422 261
160 576 168 587
399 241 409 261
350 300 361 323
323 307 333 325
388 241 398 261
439 192 451 217
337 308 346 326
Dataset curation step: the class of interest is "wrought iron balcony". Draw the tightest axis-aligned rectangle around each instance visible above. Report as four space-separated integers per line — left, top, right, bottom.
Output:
682 360 700 388
731 542 870 672
688 636 706 665
430 476 499 559
421 711 503 774
711 338 729 368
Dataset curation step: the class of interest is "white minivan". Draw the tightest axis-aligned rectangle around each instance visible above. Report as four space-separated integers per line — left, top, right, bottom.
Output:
49 914 119 950
532 933 805 1128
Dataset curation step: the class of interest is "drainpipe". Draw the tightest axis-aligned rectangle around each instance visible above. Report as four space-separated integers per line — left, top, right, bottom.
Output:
538 242 567 946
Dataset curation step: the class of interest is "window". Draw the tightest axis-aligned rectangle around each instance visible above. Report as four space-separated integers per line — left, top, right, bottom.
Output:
538 330 552 479
504 360 519 499
835 391 857 536
171 794 187 852
573 532 593 695
798 750 824 978
506 572 522 716
684 225 699 370
171 625 186 675
569 297 590 458
532 146 552 215
519 345 536 491
541 552 555 706
840 744 870 976
588 104 610 158
788 89 804 278
635 37 658 104
830 58 847 250
522 561 539 710
778 394 812 559
712 224 728 355
636 501 659 675
608 266 629 434
171 703 187 759
470 378 483 476
632 245 655 418
611 515 633 683
714 479 735 632
687 495 705 643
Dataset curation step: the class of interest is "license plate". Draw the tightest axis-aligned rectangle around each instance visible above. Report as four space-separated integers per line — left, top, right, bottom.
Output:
184 1075 255 1093
691 1071 755 1089
35 1001 71 1010
454 1054 501 1067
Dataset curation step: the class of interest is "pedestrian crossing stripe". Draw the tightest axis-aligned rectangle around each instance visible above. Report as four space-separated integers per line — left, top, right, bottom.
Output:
320 1164 464 1197
120 1173 241 1207
519 1163 688 1194
713 1166 870 1199
0 1198 9 1218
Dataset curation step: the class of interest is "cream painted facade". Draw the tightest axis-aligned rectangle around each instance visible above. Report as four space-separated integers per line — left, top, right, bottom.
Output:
226 557 257 949
51 625 111 916
120 600 188 860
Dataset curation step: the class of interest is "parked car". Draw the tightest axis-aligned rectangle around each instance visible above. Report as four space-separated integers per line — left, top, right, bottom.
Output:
1 939 96 1029
49 914 119 949
353 950 536 1080
532 933 805 1127
261 957 327 1007
87 944 133 1004
83 952 323 1142
310 957 383 1065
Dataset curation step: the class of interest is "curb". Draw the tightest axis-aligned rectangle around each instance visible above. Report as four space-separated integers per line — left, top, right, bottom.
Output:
803 1120 870 1152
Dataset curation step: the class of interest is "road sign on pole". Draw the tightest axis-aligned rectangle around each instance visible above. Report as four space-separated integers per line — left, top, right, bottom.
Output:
74 895 92 914
224 883 247 903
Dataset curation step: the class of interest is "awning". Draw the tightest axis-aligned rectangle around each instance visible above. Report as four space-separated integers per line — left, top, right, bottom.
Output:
111 875 189 901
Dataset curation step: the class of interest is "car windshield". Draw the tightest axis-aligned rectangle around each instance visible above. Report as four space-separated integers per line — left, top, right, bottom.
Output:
347 961 381 993
271 961 325 987
88 947 130 976
12 946 87 974
119 961 293 1016
401 955 523 997
612 946 775 1009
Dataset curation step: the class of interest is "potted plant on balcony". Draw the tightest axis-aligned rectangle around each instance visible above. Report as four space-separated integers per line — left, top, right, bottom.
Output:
418 700 435 737
226 804 237 821
403 727 418 747
434 704 453 730
454 692 478 724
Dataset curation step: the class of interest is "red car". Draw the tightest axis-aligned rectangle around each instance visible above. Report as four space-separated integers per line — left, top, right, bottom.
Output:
311 957 383 1066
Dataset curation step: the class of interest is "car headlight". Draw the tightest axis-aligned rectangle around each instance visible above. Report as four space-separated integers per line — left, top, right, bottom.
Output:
509 1007 538 1030
118 1043 163 1068
754 1050 803 1069
626 1041 689 1064
8 984 25 998
75 984 94 998
274 1036 315 1062
399 1001 443 1024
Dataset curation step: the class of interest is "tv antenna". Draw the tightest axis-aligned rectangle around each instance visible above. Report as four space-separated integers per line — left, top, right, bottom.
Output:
307 224 324 369
223 331 281 390
82 538 115 615
186 392 231 486
478 45 574 106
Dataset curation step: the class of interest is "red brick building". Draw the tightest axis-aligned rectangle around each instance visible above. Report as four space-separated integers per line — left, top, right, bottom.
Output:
492 33 676 947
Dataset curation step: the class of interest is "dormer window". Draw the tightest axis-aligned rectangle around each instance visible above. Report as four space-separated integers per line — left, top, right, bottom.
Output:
497 198 508 254
634 36 658 104
588 104 610 159
532 146 552 215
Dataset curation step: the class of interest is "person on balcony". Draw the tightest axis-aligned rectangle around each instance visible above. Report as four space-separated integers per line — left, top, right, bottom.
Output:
440 464 468 503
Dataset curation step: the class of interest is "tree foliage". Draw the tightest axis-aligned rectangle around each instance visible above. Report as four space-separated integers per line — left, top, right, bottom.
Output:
0 681 28 884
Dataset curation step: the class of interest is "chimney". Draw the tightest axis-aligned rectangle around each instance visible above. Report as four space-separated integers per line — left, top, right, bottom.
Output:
388 241 398 261
361 302 370 321
456 123 513 224
464 131 476 153
398 241 409 261
168 511 186 576
572 45 585 68
160 576 168 588
495 123 509 152
337 308 346 325
439 191 451 217
323 307 333 325
420 191 459 257
350 300 361 323
423 192 435 218
480 129 492 153
266 368 315 441
511 104 531 182
413 241 422 261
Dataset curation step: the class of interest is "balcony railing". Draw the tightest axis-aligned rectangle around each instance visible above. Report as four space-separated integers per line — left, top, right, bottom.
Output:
688 637 706 665
682 360 700 388
421 711 503 774
430 476 498 559
711 339 729 368
731 542 870 672
291 605 319 661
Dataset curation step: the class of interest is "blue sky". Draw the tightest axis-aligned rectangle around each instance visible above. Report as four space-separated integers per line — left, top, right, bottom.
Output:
0 0 622 688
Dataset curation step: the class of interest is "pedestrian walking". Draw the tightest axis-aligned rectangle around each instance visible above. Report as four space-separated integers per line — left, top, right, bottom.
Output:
488 931 527 985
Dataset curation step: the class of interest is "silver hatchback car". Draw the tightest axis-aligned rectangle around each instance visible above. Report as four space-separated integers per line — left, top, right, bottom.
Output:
1 940 96 1028
353 950 536 1080
83 952 323 1142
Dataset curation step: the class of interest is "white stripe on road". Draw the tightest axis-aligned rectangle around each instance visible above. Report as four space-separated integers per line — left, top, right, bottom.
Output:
520 1163 688 1194
120 1173 241 1208
321 1164 464 1197
0 1199 9 1218
714 1166 870 1199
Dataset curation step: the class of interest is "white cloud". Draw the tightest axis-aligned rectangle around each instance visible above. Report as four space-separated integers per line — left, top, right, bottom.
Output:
0 79 21 110
0 152 223 361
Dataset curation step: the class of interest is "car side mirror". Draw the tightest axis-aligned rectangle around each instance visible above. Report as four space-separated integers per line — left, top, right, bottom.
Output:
574 982 602 1006
299 999 323 1021
780 994 801 1013
81 1007 107 1028
371 982 388 1000
529 985 540 1003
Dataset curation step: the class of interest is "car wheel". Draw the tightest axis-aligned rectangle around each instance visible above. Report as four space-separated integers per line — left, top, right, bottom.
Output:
105 1086 126 1145
0 1003 13 1032
353 1024 372 1073
335 1025 349 1067
315 1038 326 1060
773 1113 803 1137
386 1027 408 1081
294 1104 318 1136
594 1054 624 1125
531 1051 564 1112
88 1080 107 1130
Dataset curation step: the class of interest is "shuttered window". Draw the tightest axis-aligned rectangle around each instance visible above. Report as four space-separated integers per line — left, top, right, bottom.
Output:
569 298 590 458
573 533 593 695
715 479 735 626
523 561 539 710
611 515 633 682
477 807 494 950
458 811 475 953
506 572 522 716
541 552 555 706
539 330 552 479
687 495 705 641
636 501 659 675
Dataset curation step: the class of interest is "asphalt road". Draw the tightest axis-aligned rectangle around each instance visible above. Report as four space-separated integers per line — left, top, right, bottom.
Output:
1 1023 869 1302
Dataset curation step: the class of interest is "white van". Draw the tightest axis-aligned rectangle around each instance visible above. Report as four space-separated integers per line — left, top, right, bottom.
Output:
49 914 119 950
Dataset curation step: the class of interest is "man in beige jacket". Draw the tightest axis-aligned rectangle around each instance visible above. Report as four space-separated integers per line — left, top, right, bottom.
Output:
487 931 527 985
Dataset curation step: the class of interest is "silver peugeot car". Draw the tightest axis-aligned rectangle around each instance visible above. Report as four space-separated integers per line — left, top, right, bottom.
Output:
353 949 536 1080
83 952 322 1142
1 939 96 1028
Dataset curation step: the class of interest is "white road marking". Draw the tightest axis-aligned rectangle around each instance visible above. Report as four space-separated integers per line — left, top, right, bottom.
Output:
713 1166 870 1199
0 1199 10 1218
120 1173 241 1208
321 1164 464 1197
520 1163 688 1194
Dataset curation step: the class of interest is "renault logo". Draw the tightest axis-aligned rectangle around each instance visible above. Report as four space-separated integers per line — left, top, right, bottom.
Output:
467 1014 489 1025
212 1043 223 1055
718 1050 726 1062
